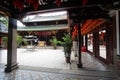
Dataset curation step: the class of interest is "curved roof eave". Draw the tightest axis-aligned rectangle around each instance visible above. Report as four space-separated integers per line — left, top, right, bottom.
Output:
17 24 68 31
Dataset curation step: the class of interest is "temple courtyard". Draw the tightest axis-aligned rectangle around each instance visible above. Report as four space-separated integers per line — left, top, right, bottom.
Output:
0 47 118 80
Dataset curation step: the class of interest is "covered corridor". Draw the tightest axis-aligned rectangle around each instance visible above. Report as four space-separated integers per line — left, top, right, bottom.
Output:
0 0 120 79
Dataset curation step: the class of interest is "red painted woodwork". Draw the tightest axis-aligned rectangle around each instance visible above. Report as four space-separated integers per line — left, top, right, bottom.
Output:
81 19 105 35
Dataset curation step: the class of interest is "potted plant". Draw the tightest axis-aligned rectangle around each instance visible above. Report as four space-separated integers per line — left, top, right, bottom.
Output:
50 36 60 49
2 35 23 48
2 36 8 48
23 39 29 46
60 33 72 63
17 35 22 47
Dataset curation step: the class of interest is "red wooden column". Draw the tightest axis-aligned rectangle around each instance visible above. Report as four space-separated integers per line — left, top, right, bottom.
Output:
5 18 18 73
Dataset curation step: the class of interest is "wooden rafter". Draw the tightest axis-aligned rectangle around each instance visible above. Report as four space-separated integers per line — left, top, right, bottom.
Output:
81 19 105 35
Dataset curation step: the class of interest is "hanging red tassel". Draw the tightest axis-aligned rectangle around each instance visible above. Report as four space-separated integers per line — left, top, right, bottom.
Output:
33 0 39 10
56 0 61 7
72 25 78 40
82 0 88 6
13 0 24 11
13 0 20 8
18 3 24 11
74 25 78 30
26 0 34 4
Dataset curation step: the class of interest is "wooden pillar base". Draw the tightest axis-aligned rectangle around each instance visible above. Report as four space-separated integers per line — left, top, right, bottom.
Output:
5 63 18 73
77 63 82 68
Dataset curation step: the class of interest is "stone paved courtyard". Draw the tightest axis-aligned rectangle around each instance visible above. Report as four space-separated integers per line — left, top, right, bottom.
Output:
0 48 119 80
0 47 112 71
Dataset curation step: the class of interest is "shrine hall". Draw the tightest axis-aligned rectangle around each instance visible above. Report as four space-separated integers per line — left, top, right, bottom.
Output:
0 0 120 80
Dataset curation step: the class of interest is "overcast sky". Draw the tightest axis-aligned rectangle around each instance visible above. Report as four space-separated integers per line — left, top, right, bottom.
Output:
17 20 25 27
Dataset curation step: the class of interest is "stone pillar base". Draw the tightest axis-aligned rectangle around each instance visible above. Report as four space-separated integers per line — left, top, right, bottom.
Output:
5 63 19 73
77 63 82 68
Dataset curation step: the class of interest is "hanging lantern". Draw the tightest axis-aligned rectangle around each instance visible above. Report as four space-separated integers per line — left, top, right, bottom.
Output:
72 25 78 40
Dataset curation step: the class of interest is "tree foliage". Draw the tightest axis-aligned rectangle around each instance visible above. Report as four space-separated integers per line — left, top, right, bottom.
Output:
0 15 8 27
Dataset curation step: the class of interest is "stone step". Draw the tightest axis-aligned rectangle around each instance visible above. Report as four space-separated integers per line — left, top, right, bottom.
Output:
19 65 116 79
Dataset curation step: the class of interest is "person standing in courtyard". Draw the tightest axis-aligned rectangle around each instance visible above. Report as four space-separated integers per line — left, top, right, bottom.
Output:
34 38 38 46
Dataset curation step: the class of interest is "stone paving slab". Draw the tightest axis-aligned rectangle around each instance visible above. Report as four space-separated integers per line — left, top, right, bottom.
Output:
19 65 115 78
0 68 117 80
0 48 112 71
0 48 117 80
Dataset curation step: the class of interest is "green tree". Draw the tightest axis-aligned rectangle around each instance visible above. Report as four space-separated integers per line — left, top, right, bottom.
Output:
2 35 23 48
0 15 8 27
